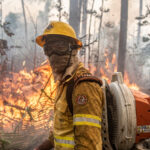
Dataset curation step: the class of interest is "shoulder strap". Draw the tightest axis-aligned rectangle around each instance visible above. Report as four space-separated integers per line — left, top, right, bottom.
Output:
66 74 103 115
66 78 74 115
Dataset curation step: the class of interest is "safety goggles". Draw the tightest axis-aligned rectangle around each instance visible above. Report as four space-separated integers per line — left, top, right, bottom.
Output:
43 43 80 56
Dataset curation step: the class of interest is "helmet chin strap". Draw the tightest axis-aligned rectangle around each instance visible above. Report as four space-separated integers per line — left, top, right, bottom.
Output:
61 43 73 78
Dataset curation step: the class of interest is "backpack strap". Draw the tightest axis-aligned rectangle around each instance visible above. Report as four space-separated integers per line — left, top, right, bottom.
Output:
66 78 75 115
66 74 103 115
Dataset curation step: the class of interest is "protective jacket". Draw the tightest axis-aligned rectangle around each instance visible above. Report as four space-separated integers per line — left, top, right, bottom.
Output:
53 63 104 150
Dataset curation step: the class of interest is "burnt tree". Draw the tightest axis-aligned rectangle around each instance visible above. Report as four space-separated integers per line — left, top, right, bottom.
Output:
88 0 95 63
97 0 104 62
117 0 128 77
0 39 8 74
69 0 82 38
58 0 62 21
21 0 28 48
80 0 88 65
137 0 143 45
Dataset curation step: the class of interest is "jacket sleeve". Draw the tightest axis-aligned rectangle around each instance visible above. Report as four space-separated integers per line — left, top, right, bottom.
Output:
72 81 104 150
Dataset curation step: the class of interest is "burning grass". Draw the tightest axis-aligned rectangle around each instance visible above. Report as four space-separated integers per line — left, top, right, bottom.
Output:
0 62 56 149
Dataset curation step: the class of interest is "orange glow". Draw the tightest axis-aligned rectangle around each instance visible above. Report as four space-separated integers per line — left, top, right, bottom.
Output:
124 72 140 90
88 64 96 75
0 53 140 133
105 58 109 69
22 60 26 66
114 66 117 72
0 61 56 132
89 52 140 91
112 54 116 64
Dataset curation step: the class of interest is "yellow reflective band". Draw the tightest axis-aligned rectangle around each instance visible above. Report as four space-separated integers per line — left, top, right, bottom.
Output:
73 121 101 128
54 135 74 141
74 114 101 121
54 135 75 148
55 141 74 148
73 114 101 128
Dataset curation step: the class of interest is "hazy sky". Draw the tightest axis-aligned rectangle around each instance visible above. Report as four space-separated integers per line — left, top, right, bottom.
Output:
2 0 44 22
2 0 102 22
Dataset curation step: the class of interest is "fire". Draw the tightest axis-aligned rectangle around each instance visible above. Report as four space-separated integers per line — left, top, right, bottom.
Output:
0 61 56 133
112 54 116 64
0 52 140 148
89 52 140 91
88 64 96 75
124 72 140 90
22 60 26 67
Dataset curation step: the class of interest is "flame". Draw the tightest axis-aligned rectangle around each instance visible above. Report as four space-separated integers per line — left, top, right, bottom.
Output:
124 72 140 90
89 52 140 91
22 60 26 67
0 52 140 134
105 58 109 69
0 52 141 150
112 54 116 64
0 61 56 132
88 64 96 74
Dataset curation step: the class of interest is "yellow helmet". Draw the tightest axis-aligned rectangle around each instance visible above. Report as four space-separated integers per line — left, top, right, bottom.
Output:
36 21 82 48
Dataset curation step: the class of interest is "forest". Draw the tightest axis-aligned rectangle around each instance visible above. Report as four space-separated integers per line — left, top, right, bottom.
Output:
0 0 150 149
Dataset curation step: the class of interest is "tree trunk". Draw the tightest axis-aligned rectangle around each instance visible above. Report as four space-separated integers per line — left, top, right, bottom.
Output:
69 0 82 38
58 0 62 21
44 0 51 25
88 0 95 64
81 0 88 66
21 0 28 48
117 0 128 77
0 1 3 39
95 0 104 77
33 20 37 69
137 0 143 46
98 0 104 62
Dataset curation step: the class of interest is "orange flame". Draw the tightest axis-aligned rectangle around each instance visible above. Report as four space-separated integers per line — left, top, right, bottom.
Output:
89 52 140 91
0 61 56 132
112 54 116 64
0 53 140 133
22 60 26 67
124 72 139 90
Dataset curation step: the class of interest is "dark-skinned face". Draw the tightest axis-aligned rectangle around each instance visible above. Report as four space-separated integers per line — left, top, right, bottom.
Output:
44 40 77 74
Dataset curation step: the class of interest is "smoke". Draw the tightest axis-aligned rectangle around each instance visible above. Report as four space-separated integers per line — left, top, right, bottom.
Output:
5 12 21 32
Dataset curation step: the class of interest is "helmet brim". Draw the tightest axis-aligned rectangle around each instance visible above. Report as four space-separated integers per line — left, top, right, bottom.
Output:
36 34 82 49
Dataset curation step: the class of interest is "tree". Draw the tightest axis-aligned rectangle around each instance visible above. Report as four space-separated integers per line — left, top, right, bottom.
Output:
21 0 28 48
57 0 62 21
25 5 38 69
37 0 52 27
137 0 143 46
0 0 3 39
87 0 95 64
117 0 128 77
69 0 82 38
80 0 88 65
97 0 104 62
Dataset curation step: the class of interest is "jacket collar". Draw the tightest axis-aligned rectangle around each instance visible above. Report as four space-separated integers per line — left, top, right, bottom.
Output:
60 62 84 85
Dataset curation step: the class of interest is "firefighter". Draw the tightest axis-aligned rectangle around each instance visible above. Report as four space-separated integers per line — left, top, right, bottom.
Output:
35 21 104 150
